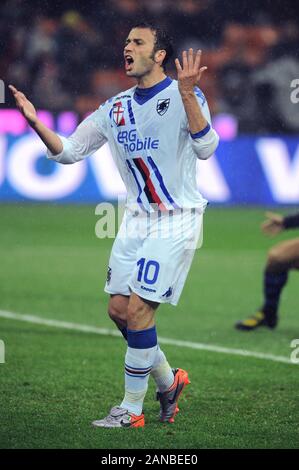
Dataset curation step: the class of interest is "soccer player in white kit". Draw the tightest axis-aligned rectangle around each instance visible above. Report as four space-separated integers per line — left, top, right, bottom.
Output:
10 23 219 428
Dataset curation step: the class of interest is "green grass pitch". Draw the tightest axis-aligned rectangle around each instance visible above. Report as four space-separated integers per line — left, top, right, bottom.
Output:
0 204 298 449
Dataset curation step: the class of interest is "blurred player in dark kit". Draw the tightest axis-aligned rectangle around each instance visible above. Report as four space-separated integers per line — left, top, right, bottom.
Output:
236 211 299 330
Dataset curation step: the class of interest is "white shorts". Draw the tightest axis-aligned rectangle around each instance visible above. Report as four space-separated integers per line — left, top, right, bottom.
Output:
104 208 203 306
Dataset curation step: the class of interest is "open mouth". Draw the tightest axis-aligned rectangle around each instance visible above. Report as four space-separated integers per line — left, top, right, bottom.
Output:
124 55 134 69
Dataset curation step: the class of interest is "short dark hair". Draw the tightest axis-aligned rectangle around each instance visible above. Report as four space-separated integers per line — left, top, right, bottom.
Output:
131 22 173 70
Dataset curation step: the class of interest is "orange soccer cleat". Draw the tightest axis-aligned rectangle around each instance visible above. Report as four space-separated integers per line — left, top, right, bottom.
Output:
156 368 190 423
92 406 145 428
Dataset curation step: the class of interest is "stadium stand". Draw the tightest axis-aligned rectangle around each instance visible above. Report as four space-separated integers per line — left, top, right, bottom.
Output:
1 0 299 131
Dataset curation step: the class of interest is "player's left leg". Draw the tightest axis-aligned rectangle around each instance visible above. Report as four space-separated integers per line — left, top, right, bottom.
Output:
124 209 202 422
121 294 190 425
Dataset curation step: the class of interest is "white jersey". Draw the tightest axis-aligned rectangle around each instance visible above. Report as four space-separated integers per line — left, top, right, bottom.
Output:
48 77 219 212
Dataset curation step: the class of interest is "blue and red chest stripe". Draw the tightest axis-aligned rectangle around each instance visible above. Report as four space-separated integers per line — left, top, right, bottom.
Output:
127 157 179 210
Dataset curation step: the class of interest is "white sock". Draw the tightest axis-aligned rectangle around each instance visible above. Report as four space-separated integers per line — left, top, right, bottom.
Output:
120 326 158 416
151 345 174 392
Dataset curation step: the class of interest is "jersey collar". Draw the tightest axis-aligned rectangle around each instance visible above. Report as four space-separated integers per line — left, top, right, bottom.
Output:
133 76 172 105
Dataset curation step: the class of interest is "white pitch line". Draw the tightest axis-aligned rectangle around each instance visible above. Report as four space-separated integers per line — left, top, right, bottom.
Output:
0 309 295 365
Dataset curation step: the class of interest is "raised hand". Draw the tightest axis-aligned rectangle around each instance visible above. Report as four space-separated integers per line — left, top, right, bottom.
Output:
175 49 207 96
9 85 37 125
261 212 284 236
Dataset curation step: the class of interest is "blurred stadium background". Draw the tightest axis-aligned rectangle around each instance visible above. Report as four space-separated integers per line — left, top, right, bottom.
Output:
1 0 299 450
1 0 299 203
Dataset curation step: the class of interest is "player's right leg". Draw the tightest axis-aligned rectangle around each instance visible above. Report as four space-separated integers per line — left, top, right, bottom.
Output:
108 294 129 339
235 238 299 330
95 209 198 426
107 295 182 423
93 293 158 428
104 209 138 338
93 210 168 428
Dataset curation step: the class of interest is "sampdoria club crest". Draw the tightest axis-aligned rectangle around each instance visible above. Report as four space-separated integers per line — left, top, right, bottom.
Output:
156 98 170 116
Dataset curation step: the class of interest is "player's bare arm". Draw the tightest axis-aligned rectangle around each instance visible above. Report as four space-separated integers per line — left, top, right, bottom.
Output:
9 84 63 156
175 48 208 134
262 211 299 236
261 211 284 236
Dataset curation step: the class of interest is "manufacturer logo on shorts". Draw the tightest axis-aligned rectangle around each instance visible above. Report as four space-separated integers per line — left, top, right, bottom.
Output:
161 287 173 298
141 285 156 293
156 98 170 116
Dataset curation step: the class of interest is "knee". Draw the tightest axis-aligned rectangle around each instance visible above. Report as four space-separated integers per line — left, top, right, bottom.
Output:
127 296 156 330
107 298 127 324
108 304 122 323
267 246 285 270
127 303 143 329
